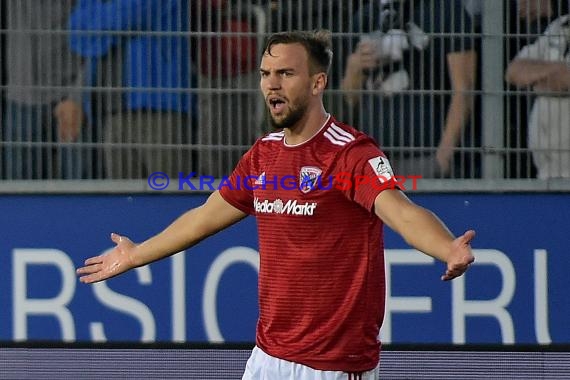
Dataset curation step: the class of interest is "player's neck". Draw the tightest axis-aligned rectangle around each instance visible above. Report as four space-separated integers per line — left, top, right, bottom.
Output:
283 105 328 146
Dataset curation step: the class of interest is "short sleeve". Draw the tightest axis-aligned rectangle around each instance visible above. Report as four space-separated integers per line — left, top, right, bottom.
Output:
335 139 398 212
516 39 552 61
516 16 570 62
445 0 474 53
218 148 255 215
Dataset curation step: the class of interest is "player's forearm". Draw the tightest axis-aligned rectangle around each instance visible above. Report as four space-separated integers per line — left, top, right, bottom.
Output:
130 207 210 267
398 206 455 263
129 191 247 267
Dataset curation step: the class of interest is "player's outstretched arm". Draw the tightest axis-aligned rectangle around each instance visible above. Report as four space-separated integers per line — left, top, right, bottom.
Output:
374 189 475 281
76 191 247 284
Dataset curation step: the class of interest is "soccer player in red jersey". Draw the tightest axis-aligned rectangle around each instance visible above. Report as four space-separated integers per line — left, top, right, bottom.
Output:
77 30 475 380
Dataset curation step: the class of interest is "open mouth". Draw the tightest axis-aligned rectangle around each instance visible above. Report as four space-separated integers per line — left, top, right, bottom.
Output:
268 96 286 113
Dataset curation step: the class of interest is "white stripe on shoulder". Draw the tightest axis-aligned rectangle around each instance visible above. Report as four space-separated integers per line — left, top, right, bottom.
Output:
262 136 284 141
324 131 348 146
262 131 284 141
326 126 354 143
329 123 356 141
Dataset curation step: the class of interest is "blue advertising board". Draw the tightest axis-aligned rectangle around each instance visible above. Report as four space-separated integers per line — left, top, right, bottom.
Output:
0 193 568 344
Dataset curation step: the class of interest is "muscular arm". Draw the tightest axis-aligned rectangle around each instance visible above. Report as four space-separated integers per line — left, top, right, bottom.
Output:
133 191 247 266
77 191 247 283
374 189 475 280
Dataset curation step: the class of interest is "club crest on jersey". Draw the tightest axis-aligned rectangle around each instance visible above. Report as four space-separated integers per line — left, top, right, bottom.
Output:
299 166 322 194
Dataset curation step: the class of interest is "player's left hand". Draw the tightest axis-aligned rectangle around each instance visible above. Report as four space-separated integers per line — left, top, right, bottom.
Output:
441 229 475 281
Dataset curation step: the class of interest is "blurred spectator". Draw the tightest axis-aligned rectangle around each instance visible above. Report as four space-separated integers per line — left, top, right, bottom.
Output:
2 0 85 179
504 0 568 178
505 13 570 179
341 0 479 178
194 1 263 178
518 0 555 24
69 0 197 179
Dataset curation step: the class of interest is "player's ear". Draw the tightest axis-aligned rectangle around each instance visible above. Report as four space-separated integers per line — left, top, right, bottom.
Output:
312 72 327 95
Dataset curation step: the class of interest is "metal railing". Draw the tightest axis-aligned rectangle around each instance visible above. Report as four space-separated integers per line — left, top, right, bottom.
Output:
0 0 568 192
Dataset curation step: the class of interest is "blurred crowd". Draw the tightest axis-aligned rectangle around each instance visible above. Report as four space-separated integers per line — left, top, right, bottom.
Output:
0 0 568 180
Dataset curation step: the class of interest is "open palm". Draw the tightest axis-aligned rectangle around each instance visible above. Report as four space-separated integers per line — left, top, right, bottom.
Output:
76 233 137 284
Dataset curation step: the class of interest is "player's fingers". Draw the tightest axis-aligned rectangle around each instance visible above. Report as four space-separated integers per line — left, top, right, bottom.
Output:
441 269 461 281
442 261 473 281
460 230 476 245
84 256 103 266
79 273 102 284
449 260 471 274
111 232 133 248
76 263 101 276
111 232 123 244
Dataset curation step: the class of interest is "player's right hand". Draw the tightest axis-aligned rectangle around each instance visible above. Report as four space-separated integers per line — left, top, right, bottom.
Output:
76 233 137 284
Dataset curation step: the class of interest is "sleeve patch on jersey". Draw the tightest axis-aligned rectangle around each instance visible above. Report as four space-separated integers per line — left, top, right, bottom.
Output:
368 156 394 182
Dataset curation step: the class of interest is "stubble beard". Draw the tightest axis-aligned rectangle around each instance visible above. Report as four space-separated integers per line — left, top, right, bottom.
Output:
268 100 309 130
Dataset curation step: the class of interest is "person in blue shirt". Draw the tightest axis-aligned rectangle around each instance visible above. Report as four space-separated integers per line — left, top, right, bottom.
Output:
69 0 197 179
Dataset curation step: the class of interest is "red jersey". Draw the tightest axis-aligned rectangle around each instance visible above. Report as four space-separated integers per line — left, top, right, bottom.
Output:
219 115 392 372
